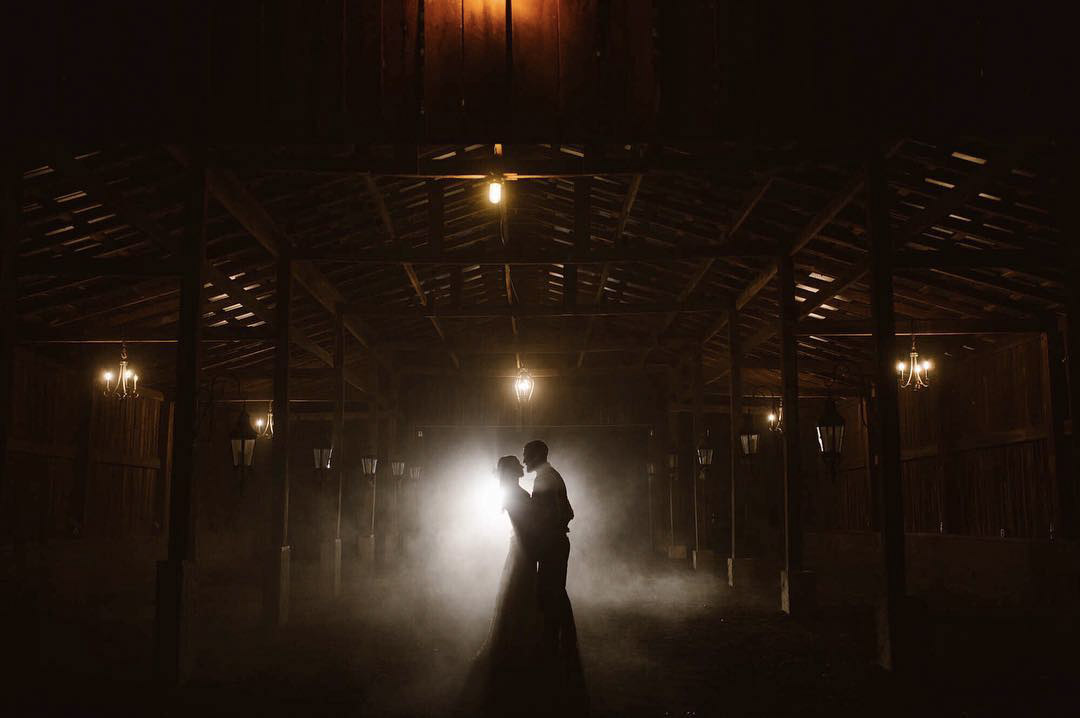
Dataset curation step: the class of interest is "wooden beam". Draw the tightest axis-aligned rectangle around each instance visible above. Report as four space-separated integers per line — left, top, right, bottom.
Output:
653 179 772 353
18 326 277 343
343 300 727 319
894 248 1062 270
330 311 345 597
365 174 457 369
212 148 740 177
797 317 1048 337
15 256 183 277
294 244 769 265
166 147 385 391
867 143 906 671
581 173 640 367
716 141 1033 376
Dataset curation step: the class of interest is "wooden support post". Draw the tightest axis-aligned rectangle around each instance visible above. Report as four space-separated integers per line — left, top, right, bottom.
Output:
265 249 292 627
867 144 921 670
691 348 712 570
779 256 814 614
1062 163 1080 538
1 152 38 674
359 364 378 566
1043 327 1073 539
154 155 206 684
727 299 745 586
321 311 345 597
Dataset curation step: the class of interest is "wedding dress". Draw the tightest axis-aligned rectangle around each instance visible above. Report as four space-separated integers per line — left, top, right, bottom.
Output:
457 482 587 718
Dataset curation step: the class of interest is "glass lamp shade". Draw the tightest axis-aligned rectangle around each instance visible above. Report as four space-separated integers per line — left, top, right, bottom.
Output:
360 455 378 476
514 369 535 404
408 465 422 481
816 398 846 461
229 408 258 468
313 447 333 470
696 446 714 467
391 460 406 477
739 411 760 456
646 461 656 478
667 450 679 470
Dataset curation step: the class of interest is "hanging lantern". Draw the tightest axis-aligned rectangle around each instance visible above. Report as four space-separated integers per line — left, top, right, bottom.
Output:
313 447 333 470
739 410 760 456
101 342 139 399
254 402 274 438
409 465 422 481
897 336 932 391
514 368 535 404
360 455 378 477
696 430 714 467
391 460 406 478
229 407 258 469
767 398 784 433
816 398 846 463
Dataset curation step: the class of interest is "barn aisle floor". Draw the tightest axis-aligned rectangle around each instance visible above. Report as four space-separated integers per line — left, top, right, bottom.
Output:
11 555 1079 717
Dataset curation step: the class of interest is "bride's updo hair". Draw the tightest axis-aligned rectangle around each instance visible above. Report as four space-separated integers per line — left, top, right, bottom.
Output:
496 455 523 480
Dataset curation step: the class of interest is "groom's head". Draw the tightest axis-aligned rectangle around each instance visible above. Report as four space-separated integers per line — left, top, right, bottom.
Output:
522 440 548 471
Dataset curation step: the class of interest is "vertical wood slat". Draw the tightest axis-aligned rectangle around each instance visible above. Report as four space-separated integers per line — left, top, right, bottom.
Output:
463 0 508 138
778 256 803 573
511 0 560 138
557 0 598 137
600 0 656 138
425 0 466 138
381 0 422 136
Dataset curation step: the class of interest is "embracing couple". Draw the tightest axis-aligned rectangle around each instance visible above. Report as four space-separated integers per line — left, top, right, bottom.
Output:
460 440 589 717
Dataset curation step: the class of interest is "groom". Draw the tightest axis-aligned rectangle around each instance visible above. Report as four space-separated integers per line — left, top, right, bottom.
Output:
522 440 575 653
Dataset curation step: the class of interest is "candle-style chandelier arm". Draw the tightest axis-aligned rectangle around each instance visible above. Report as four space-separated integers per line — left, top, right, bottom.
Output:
100 341 141 399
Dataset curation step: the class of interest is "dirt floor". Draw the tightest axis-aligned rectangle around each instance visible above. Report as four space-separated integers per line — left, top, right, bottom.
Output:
9 550 1080 717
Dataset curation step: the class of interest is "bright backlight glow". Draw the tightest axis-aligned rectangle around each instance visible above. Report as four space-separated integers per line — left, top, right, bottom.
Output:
488 180 503 204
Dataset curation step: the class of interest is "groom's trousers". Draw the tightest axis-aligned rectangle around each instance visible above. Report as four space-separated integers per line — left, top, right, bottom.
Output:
537 535 572 650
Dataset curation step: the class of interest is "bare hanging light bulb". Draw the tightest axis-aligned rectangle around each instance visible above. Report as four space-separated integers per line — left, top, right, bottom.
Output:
488 178 503 204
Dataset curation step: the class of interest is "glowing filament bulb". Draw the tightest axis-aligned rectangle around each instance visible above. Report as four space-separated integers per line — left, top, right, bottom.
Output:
922 360 931 370
103 371 114 382
256 418 265 428
767 412 776 423
897 361 906 373
488 179 503 204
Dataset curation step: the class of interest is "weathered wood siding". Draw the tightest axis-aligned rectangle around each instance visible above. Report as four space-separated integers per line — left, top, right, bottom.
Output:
807 337 1058 539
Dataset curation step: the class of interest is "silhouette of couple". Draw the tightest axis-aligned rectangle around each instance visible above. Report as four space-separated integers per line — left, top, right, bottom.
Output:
460 440 588 717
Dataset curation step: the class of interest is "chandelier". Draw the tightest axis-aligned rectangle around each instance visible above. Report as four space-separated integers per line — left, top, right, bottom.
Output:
897 335 932 391
514 368 535 404
101 342 139 399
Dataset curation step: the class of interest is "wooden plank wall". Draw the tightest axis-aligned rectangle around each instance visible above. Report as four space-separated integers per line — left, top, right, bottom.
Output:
1 349 165 543
83 394 163 538
807 337 1058 539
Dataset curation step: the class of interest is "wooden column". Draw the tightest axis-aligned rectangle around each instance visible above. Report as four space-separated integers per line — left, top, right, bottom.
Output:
778 255 813 613
867 144 910 669
691 348 711 570
727 301 744 586
1043 326 1073 538
1062 156 1080 539
0 157 18 536
265 249 292 626
154 156 206 684
324 311 345 597
359 363 378 565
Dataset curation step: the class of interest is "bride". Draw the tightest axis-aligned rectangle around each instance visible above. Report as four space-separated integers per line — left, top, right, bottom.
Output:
458 455 587 717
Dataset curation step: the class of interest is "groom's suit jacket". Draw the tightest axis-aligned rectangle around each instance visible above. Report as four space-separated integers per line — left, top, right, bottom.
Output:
531 462 574 549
